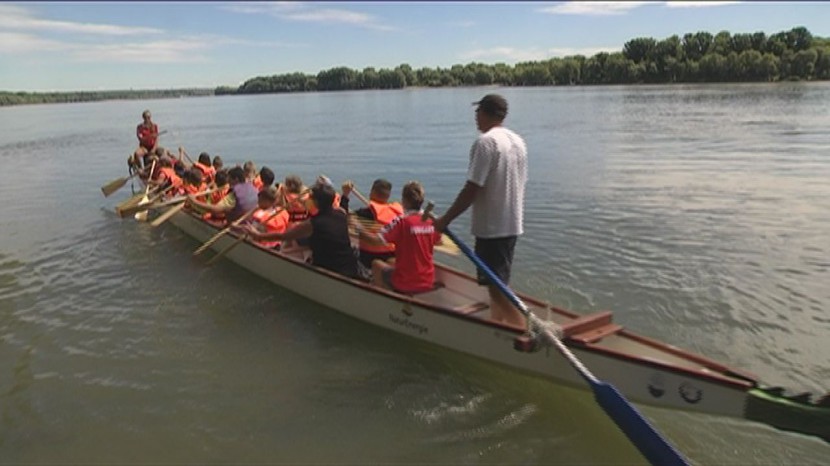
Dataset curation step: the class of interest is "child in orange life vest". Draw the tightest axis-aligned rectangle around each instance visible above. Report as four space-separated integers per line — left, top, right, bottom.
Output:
151 156 183 196
255 166 274 192
203 170 230 222
192 152 216 185
183 168 208 201
212 155 224 173
344 178 403 270
250 187 289 250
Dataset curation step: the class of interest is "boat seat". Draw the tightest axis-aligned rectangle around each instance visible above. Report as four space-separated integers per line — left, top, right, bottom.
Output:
454 301 489 315
559 311 614 338
568 324 623 344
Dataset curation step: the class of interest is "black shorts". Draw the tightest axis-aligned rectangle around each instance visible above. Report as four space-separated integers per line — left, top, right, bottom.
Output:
474 236 517 285
359 250 395 269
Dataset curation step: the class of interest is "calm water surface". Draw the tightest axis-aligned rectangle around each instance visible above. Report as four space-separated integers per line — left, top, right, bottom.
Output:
1 84 828 464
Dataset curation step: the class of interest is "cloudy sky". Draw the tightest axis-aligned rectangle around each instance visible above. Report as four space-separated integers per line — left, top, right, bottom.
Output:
1 1 829 91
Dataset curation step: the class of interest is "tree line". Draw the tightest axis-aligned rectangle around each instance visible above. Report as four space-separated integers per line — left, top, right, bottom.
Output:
227 26 829 95
0 88 213 107
3 27 828 107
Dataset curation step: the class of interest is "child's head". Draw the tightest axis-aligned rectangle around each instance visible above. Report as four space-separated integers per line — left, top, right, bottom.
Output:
227 166 246 185
370 178 392 202
311 182 336 213
258 186 278 209
212 155 224 171
243 160 256 179
260 167 275 187
186 168 203 186
198 152 211 166
283 175 303 194
214 169 228 187
401 181 424 210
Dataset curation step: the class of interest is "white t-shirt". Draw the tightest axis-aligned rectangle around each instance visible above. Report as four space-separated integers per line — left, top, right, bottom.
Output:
467 126 528 238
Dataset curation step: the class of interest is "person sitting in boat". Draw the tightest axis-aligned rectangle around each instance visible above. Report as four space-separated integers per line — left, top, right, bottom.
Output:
150 156 183 195
309 175 345 214
131 109 159 169
342 179 404 272
212 155 224 172
192 152 216 185
203 170 230 221
243 160 257 184
239 182 359 279
371 181 441 294
255 166 275 192
183 168 208 203
187 166 257 223
250 187 289 250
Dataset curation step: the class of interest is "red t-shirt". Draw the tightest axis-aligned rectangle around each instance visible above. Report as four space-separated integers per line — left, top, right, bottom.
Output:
379 211 442 293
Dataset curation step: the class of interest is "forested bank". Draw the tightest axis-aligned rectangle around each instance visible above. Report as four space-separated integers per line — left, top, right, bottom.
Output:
3 27 828 107
228 27 830 95
0 88 213 107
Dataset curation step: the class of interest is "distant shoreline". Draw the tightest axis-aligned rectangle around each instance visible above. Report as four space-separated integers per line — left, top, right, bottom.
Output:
4 26 829 108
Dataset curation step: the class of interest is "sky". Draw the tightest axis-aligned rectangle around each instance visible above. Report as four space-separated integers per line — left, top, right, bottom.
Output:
2 1 830 92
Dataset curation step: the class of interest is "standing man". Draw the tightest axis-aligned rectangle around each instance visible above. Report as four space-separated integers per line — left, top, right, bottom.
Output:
434 94 528 327
131 109 159 169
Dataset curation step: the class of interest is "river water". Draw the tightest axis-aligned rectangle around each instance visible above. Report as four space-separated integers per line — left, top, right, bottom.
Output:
1 84 828 464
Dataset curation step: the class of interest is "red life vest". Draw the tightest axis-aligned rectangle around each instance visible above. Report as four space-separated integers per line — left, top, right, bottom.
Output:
360 201 403 254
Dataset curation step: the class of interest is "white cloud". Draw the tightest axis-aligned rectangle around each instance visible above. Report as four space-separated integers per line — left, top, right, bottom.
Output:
0 31 70 53
539 2 649 16
0 4 162 35
664 1 738 8
72 40 211 64
220 2 395 31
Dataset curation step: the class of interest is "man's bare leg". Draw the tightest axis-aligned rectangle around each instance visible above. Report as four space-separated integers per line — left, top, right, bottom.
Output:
488 284 525 328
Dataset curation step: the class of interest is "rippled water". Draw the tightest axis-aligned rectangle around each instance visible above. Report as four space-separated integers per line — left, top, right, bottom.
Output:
1 84 828 464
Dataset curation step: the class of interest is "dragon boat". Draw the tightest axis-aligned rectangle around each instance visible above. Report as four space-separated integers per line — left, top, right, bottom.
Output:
123 198 830 444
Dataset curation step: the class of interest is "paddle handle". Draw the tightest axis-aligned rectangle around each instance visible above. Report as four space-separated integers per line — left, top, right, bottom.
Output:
193 207 257 256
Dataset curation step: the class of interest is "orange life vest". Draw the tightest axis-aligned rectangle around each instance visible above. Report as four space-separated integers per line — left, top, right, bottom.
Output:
285 191 310 224
360 201 403 254
159 167 183 194
252 208 289 249
184 182 207 202
253 175 264 191
193 162 215 184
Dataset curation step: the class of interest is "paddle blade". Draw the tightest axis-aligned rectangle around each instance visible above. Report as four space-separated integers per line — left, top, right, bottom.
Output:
101 176 128 197
593 382 688 466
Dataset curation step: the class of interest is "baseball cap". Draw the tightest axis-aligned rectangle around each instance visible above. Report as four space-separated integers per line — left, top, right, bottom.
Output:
472 94 508 119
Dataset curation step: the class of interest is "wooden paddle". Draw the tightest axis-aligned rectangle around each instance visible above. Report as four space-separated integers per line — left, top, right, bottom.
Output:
150 202 186 227
192 207 258 256
116 185 176 218
349 187 459 256
101 171 140 197
423 203 688 466
205 206 287 266
135 159 158 222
